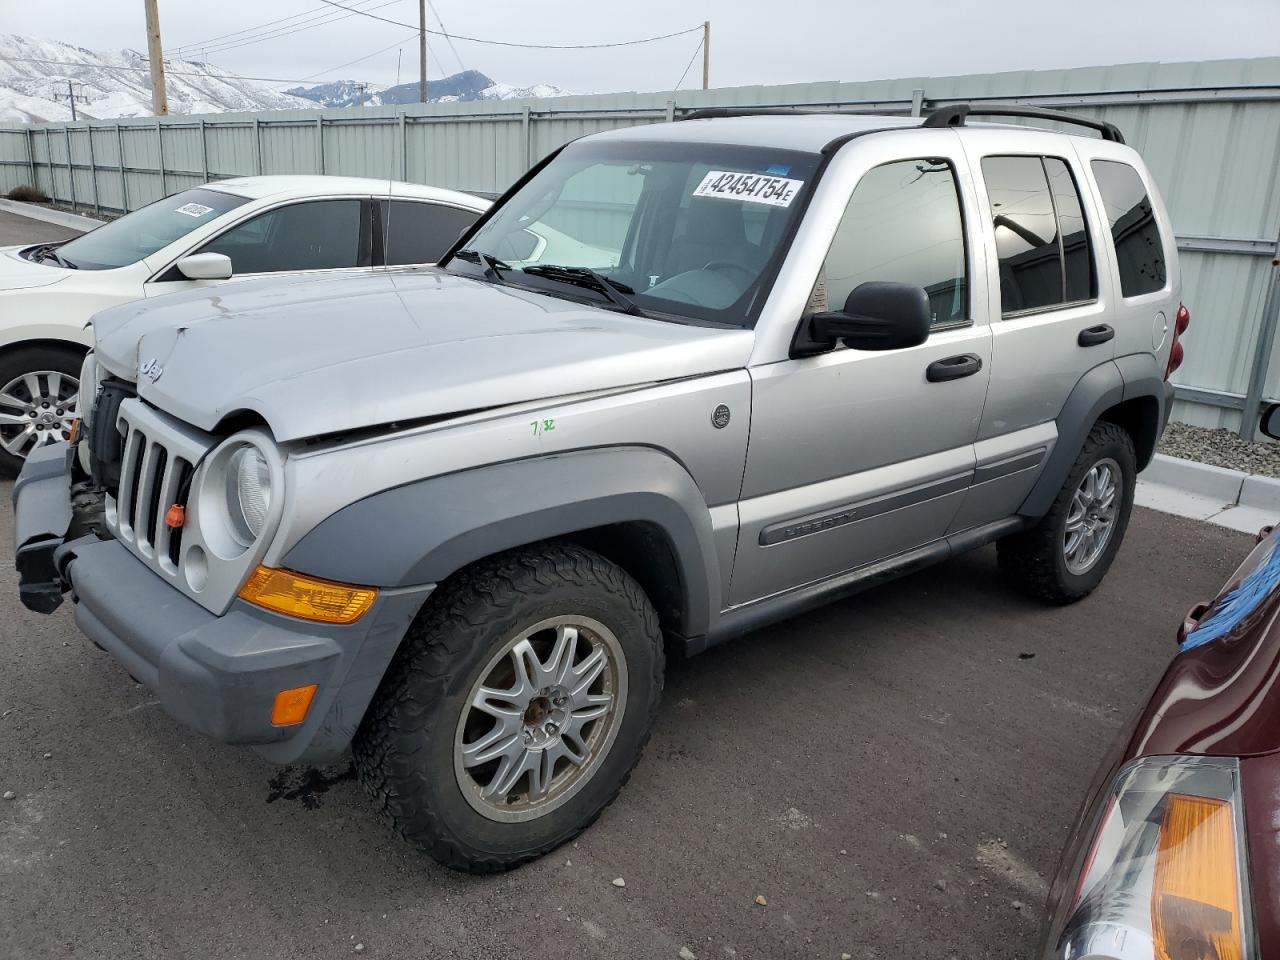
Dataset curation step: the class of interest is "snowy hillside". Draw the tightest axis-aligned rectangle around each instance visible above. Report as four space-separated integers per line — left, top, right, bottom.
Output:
0 34 316 122
0 35 572 123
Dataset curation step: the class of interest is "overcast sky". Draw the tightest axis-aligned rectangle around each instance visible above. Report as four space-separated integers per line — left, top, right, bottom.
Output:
6 0 1280 93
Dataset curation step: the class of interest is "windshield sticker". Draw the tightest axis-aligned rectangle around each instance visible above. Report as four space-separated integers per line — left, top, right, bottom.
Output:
693 170 804 207
764 163 792 176
175 202 215 218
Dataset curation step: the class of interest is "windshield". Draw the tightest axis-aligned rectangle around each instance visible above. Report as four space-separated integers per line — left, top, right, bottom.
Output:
57 187 250 270
445 140 822 326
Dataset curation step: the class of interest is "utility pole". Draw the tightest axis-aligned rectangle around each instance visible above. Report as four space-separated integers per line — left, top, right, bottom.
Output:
354 81 369 108
418 0 428 103
53 80 89 121
702 21 710 90
143 0 169 116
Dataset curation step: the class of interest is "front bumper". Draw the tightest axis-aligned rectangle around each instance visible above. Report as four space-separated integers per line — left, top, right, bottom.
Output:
13 441 434 764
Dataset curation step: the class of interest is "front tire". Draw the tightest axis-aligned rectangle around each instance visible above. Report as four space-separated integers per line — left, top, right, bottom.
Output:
0 344 84 476
998 421 1136 605
353 543 664 873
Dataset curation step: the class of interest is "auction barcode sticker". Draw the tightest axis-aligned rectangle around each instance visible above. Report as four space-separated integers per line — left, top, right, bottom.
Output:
692 170 804 207
175 202 215 218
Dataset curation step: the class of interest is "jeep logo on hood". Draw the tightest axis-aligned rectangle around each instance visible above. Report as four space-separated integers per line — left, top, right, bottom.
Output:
138 357 164 383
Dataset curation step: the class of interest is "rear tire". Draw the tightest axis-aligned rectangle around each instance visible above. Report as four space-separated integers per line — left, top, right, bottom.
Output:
353 543 664 873
998 421 1136 605
0 344 84 477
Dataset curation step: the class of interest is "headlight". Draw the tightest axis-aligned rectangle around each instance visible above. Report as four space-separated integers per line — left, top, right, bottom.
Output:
225 443 272 543
76 350 99 427
1048 756 1253 960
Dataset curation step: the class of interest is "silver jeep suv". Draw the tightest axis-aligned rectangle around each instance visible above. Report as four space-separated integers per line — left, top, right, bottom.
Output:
12 105 1187 872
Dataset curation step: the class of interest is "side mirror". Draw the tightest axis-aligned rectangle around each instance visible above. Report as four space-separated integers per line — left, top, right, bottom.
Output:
1261 403 1280 441
175 252 233 281
808 281 932 352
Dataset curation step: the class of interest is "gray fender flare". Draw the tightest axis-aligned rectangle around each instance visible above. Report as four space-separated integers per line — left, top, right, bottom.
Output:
282 446 722 639
1018 357 1168 518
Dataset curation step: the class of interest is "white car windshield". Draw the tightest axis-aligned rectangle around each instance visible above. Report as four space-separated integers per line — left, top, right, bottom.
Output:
446 139 823 326
56 187 250 270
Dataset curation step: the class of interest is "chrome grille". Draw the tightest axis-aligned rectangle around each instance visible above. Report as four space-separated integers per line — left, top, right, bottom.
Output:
116 425 190 572
106 399 216 592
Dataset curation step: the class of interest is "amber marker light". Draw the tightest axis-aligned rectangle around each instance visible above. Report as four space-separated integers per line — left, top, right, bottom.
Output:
1151 794 1244 960
67 418 80 444
271 684 318 726
239 566 377 625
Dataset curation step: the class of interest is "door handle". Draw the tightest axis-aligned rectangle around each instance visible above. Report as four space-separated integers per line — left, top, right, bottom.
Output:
926 354 983 382
1078 323 1115 347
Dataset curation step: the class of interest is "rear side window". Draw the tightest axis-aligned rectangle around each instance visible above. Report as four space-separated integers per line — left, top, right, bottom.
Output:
1091 160 1167 297
981 155 1096 315
384 201 480 265
818 158 968 328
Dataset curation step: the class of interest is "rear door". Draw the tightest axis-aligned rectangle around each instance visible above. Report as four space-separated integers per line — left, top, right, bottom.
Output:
951 133 1115 531
731 136 993 605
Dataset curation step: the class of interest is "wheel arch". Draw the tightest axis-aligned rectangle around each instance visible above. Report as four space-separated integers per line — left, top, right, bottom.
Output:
282 447 722 642
1019 356 1167 517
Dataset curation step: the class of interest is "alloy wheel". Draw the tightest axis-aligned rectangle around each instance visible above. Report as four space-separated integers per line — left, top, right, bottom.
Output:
453 615 628 823
1063 457 1121 575
0 370 79 459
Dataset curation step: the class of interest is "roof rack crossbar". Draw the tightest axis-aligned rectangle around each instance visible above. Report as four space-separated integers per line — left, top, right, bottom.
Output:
921 103 1125 143
675 107 821 121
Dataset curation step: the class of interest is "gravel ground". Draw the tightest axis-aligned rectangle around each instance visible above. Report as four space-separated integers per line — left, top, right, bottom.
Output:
1158 420 1280 478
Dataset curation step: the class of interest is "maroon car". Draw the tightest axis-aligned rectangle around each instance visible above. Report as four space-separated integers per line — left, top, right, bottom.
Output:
1039 511 1280 959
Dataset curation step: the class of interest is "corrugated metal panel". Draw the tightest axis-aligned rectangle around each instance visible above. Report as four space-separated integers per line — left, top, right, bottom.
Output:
0 57 1277 431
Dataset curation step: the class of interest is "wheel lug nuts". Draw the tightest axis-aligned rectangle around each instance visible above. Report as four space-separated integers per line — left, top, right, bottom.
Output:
545 722 559 735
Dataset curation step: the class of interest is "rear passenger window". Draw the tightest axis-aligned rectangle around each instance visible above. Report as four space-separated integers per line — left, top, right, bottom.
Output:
819 158 968 328
384 201 481 265
1091 160 1167 297
981 156 1096 315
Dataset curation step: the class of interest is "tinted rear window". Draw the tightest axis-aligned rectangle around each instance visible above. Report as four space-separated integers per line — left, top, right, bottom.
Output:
384 201 480 265
1091 160 1167 298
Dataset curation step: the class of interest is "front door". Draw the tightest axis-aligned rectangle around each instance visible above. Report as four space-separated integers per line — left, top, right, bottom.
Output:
730 150 992 606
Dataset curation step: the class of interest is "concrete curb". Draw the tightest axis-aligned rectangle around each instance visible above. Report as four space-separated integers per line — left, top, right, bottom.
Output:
0 199 103 231
1143 453 1280 511
1138 453 1280 534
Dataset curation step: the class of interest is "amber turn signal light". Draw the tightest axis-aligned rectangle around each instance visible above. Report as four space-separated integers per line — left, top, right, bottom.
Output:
164 504 186 529
239 566 377 624
271 684 318 726
67 418 80 444
1151 794 1244 960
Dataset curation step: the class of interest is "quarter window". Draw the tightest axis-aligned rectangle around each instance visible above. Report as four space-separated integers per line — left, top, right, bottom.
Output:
200 199 364 274
383 201 480 265
1091 160 1167 297
818 158 968 328
981 156 1097 314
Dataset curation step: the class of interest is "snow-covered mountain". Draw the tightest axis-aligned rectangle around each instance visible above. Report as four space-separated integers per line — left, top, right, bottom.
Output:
0 34 315 123
287 70 569 108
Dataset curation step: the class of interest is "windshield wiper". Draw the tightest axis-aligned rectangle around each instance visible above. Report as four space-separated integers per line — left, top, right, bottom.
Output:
30 242 77 269
453 248 511 282
521 265 646 317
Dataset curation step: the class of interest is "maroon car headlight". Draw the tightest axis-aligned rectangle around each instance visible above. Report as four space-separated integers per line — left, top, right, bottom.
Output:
1046 756 1254 960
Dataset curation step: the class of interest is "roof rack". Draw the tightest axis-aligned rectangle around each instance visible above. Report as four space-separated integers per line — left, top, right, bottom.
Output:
921 104 1125 144
675 107 820 121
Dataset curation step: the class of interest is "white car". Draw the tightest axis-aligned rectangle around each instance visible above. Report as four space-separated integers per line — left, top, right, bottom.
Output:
0 175 488 473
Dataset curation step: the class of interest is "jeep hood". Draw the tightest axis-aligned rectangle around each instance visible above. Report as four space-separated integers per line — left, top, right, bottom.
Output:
91 268 755 441
0 245 72 291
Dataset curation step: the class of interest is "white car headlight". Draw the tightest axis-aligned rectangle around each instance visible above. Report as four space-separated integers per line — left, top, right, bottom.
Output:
226 443 272 543
1048 756 1253 960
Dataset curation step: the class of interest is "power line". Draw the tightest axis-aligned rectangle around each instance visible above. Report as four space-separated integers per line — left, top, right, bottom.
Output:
427 0 467 73
673 36 704 92
173 0 407 60
296 33 419 82
170 0 382 55
0 54 365 86
315 1 703 49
